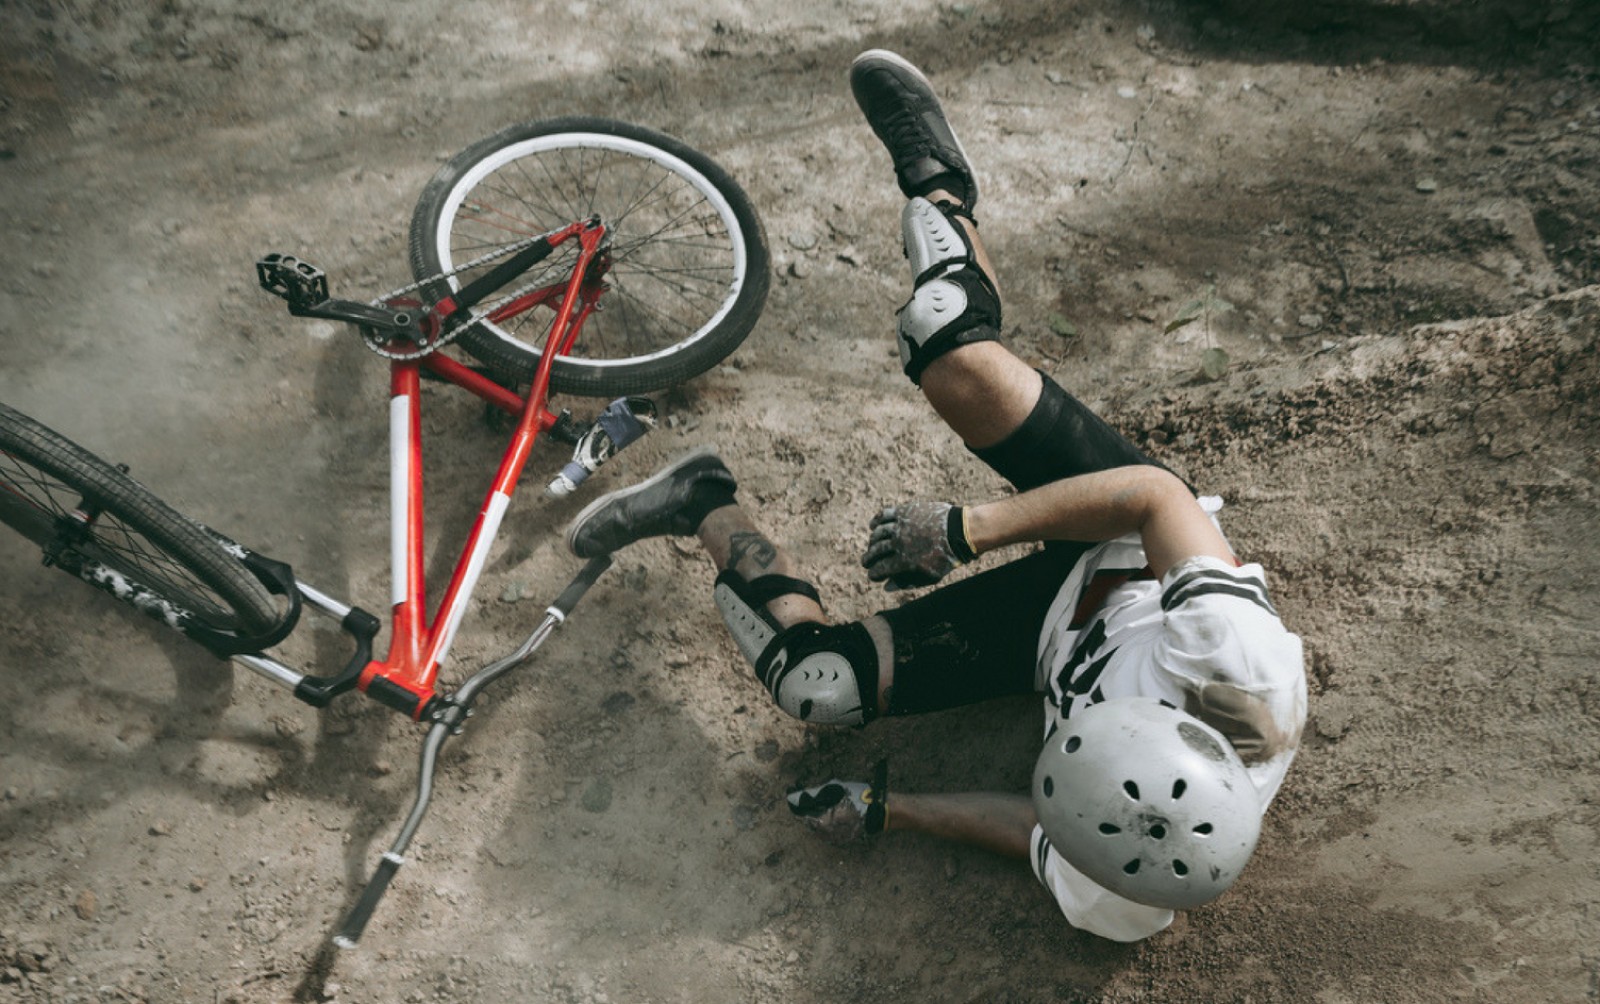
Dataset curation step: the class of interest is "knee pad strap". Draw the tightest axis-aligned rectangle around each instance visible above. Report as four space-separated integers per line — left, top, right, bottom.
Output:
755 621 879 727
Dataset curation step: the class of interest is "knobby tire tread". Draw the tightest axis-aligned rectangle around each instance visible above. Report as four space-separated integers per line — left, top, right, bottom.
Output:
0 403 279 636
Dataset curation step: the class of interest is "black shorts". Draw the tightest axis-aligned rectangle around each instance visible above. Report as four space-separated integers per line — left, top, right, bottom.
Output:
877 372 1162 717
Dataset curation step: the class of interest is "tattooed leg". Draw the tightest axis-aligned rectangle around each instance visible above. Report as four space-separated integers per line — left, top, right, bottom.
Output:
696 505 825 627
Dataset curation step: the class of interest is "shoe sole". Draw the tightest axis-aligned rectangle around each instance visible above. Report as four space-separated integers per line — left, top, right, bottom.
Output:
850 48 978 207
564 444 722 557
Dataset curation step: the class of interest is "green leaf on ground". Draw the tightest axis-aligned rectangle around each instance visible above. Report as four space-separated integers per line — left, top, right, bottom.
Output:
1165 299 1205 333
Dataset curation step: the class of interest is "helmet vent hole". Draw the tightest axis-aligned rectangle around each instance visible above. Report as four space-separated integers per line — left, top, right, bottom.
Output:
1042 776 1054 798
1123 859 1142 876
1171 779 1187 800
1193 822 1214 836
1123 780 1140 800
1064 736 1081 754
1149 823 1167 840
1173 860 1189 877
1098 823 1121 835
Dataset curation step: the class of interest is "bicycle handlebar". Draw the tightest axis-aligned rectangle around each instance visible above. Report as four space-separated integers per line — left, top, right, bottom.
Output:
549 555 613 620
331 555 614 949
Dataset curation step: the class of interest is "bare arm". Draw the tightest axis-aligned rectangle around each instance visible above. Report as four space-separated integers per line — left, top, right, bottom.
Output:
964 465 1235 579
886 791 1038 860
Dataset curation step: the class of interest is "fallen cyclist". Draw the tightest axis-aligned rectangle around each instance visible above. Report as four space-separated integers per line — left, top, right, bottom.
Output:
565 49 1307 942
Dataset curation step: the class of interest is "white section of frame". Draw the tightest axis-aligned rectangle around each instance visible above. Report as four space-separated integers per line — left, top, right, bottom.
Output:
389 395 411 608
433 490 511 664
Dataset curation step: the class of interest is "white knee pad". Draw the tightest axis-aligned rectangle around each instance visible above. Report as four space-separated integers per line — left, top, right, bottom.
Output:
713 571 781 665
894 197 1002 384
758 621 879 726
895 266 1002 384
901 196 976 281
713 571 878 726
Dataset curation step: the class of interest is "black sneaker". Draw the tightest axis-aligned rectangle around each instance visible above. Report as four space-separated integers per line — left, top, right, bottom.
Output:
849 49 978 208
565 447 737 558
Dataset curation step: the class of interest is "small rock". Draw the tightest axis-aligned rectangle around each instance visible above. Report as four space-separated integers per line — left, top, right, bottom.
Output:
580 779 613 813
1297 313 1323 329
1415 177 1438 193
148 820 172 836
732 805 757 831
785 231 817 251
189 878 208 893
73 890 97 921
1117 86 1138 99
499 581 524 603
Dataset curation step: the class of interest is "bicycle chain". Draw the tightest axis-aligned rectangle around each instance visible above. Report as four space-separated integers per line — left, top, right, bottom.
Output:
358 234 556 361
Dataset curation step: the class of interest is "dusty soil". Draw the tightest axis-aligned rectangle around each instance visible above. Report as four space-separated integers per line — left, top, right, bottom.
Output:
2 1 1598 1001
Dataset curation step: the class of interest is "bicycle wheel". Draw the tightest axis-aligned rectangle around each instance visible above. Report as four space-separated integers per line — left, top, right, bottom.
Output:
0 403 280 638
408 116 770 397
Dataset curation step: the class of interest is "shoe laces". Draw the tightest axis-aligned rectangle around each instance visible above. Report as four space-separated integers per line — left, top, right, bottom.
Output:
878 106 934 164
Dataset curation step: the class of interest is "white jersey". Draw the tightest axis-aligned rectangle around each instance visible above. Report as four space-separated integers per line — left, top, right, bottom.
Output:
1027 500 1307 942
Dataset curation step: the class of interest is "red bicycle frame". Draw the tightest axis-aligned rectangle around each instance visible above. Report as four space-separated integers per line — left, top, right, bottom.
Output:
235 218 612 719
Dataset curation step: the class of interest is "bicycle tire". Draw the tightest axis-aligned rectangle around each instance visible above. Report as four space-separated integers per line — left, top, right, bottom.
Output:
0 403 280 638
408 116 770 397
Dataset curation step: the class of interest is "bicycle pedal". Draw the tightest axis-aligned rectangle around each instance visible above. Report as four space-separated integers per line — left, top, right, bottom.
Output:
256 253 330 310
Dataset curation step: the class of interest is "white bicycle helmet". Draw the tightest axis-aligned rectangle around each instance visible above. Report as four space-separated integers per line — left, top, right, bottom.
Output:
1032 697 1262 910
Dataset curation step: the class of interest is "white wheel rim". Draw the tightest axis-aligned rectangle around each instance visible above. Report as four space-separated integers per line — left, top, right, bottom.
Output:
433 132 750 370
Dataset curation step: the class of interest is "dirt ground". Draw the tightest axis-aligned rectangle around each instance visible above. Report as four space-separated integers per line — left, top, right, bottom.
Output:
2 1 1598 1001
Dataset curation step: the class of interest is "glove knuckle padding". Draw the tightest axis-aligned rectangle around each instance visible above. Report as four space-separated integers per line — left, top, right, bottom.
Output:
756 621 880 726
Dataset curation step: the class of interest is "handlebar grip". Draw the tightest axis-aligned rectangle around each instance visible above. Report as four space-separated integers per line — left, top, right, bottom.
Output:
549 555 613 619
332 852 403 949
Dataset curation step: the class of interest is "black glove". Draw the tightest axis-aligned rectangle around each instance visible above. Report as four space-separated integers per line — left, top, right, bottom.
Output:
860 501 975 591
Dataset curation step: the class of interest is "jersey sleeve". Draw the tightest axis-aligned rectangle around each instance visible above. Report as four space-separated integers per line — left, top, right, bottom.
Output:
1152 555 1308 804
1030 825 1174 942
